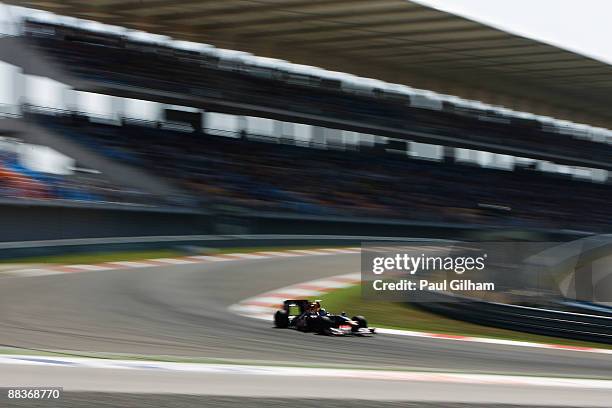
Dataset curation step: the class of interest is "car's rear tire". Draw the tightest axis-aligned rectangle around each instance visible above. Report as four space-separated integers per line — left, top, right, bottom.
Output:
351 315 367 332
274 310 289 328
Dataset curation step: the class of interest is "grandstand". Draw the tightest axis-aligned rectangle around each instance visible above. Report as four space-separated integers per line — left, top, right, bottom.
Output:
0 2 610 234
6 0 612 128
22 105 612 232
13 16 612 171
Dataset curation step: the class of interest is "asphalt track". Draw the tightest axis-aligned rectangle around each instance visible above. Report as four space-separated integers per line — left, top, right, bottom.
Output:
0 253 611 406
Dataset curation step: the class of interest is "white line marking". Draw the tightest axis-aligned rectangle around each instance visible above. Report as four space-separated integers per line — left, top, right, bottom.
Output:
6 269 64 277
288 250 330 255
257 251 300 257
63 264 113 271
224 253 267 259
107 261 154 268
187 256 233 262
254 251 286 256
149 258 196 265
0 355 611 389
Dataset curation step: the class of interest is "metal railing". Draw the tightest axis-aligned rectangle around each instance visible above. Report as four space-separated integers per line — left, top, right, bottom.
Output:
419 292 612 344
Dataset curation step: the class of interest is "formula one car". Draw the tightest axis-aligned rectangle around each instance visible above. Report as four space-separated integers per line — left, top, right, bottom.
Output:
273 299 375 336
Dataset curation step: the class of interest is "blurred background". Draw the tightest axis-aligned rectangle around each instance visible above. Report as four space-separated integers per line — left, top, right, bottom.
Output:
0 0 610 242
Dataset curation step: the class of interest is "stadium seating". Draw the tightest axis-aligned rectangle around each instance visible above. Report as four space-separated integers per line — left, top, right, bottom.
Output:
31 111 612 232
13 19 612 230
0 145 157 205
0 160 50 199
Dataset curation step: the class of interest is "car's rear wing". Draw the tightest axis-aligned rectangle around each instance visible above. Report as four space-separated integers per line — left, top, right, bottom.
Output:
283 299 310 314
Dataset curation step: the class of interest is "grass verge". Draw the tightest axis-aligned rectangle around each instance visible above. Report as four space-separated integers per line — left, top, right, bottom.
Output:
319 285 612 350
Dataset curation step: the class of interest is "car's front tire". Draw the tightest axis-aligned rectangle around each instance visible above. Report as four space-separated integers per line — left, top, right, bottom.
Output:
351 315 367 332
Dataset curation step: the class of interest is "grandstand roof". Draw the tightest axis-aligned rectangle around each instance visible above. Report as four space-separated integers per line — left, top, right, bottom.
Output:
7 0 612 128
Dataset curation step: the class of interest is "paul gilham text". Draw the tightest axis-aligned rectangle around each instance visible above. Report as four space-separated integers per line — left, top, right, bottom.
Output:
372 279 495 291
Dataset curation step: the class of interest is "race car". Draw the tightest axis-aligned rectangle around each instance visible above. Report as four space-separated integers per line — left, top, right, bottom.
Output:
273 299 375 336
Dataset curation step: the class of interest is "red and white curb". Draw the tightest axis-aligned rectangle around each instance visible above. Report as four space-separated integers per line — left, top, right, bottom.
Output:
1 354 611 389
229 272 362 318
2 247 361 278
230 273 612 356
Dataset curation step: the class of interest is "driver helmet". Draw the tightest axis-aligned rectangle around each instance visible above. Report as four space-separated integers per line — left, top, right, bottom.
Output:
319 308 327 316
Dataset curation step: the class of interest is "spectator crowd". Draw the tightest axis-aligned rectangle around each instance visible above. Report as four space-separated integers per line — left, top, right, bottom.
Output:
30 112 612 233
